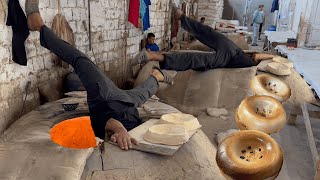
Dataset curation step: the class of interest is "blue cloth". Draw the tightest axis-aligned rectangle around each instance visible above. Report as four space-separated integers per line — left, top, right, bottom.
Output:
253 10 263 24
271 0 279 12
140 0 147 19
142 0 151 31
146 43 160 52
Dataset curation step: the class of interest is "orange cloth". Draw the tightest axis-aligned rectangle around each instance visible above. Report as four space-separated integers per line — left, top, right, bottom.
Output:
50 116 97 149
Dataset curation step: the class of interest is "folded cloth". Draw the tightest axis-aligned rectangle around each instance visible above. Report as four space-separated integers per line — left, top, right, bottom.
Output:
6 0 30 66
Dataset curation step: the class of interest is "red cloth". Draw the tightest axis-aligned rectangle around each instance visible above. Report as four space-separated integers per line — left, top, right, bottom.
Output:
128 0 140 27
171 18 179 38
182 2 186 14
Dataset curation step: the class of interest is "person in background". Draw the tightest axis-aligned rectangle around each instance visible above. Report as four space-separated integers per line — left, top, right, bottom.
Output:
146 33 160 52
251 5 265 46
258 5 265 40
200 17 205 24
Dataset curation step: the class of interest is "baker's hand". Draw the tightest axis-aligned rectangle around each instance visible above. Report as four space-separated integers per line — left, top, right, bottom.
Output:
110 129 139 150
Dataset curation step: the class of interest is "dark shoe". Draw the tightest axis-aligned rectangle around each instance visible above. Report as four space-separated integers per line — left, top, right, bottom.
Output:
131 48 148 66
25 0 39 16
251 43 258 46
153 66 174 85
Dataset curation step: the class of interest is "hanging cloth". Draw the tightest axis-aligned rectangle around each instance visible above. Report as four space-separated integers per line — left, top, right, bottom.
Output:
182 2 187 14
186 2 191 17
140 0 147 19
193 2 198 16
6 0 30 66
142 0 151 31
271 0 279 13
128 0 140 28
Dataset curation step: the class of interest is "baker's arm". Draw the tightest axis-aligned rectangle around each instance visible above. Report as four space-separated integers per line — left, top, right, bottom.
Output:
106 118 139 150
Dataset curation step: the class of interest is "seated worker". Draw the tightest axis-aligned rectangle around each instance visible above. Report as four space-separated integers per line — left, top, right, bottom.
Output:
145 33 160 52
132 3 275 71
25 0 173 150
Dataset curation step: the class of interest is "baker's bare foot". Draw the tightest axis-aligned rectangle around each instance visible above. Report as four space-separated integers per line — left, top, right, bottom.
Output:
151 69 164 82
253 53 276 63
131 48 149 66
151 67 174 85
26 0 44 31
27 13 44 31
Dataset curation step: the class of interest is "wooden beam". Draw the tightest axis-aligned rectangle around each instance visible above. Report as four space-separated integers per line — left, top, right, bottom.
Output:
301 103 319 169
315 160 320 180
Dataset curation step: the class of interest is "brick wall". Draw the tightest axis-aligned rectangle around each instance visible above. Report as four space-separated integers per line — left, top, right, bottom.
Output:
198 0 224 25
0 0 171 135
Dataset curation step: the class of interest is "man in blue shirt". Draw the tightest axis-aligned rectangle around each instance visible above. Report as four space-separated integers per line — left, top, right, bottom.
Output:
251 5 265 46
146 33 160 52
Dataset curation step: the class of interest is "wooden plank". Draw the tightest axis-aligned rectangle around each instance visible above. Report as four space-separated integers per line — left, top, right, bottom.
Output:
98 130 225 180
315 160 320 180
109 119 199 156
301 103 320 169
0 0 5 25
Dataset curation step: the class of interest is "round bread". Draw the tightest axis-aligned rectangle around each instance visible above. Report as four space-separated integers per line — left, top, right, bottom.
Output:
216 130 283 180
266 62 291 76
236 95 287 134
250 74 291 103
159 113 201 131
273 56 294 68
143 124 189 145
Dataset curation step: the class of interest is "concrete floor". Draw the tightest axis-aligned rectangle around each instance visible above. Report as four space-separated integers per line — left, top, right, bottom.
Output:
248 34 266 51
273 115 316 180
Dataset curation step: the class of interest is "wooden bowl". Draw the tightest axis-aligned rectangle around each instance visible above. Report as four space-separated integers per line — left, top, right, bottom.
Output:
250 74 291 103
236 95 286 134
216 130 283 180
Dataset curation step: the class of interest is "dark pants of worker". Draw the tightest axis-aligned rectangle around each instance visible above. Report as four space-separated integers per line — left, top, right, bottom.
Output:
259 23 263 39
161 15 255 71
39 26 158 109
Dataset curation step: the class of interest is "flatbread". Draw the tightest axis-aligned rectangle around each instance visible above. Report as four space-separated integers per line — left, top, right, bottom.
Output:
143 124 189 145
273 56 294 68
266 62 291 76
159 113 201 131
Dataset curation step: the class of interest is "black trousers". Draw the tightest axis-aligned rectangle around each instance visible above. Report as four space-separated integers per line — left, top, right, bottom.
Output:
161 15 255 71
39 26 159 109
